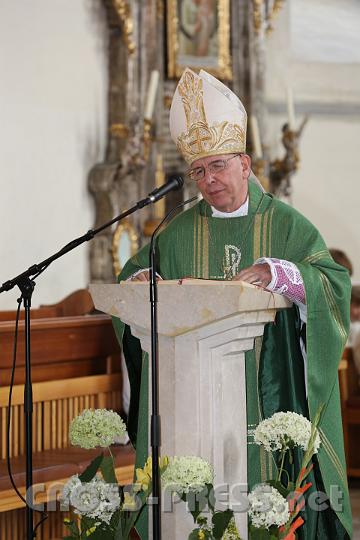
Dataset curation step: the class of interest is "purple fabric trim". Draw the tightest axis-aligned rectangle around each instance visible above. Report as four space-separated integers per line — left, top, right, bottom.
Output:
265 258 305 304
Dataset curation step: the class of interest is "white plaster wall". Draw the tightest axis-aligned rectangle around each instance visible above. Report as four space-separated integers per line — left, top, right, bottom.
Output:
265 0 360 281
292 117 360 269
0 1 108 309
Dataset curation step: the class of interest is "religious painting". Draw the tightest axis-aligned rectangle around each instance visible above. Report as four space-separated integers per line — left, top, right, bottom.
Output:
166 0 232 80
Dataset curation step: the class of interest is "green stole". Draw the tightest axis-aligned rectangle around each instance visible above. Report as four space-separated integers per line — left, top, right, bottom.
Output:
113 181 352 539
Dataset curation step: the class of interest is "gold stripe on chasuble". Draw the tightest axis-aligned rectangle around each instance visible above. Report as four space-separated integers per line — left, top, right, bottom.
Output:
193 212 199 277
200 215 209 278
253 215 262 261
302 250 329 264
194 213 209 279
319 273 347 344
262 210 269 257
255 337 263 422
319 428 347 485
252 216 266 480
267 208 274 257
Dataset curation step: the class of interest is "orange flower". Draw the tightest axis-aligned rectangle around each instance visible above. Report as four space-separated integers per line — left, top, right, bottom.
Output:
297 463 313 484
280 516 304 539
288 481 312 512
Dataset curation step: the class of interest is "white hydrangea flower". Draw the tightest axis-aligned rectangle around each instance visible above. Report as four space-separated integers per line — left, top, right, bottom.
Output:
69 408 127 449
253 411 321 453
61 474 121 524
161 456 214 495
248 483 290 529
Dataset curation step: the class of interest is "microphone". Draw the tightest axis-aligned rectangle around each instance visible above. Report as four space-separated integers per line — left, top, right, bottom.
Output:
147 175 184 203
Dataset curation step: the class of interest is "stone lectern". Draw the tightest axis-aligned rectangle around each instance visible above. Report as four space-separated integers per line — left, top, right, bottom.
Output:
90 279 291 540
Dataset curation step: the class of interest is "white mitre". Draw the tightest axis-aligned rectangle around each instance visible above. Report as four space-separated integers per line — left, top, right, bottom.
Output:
169 68 247 165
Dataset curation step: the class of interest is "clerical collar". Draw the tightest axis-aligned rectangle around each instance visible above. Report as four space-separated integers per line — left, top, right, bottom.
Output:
211 197 249 218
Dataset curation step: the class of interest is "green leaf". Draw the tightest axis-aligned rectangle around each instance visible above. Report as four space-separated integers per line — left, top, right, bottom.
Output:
114 507 125 540
212 509 233 539
205 483 216 513
186 485 211 523
121 490 147 538
100 455 118 484
188 529 202 540
266 479 290 499
79 454 104 482
79 518 97 539
83 526 115 540
249 524 275 539
63 518 80 538
188 529 212 540
287 481 295 493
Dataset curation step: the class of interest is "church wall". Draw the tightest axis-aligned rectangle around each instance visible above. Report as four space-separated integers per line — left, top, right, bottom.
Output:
265 0 360 281
0 1 108 309
291 116 359 272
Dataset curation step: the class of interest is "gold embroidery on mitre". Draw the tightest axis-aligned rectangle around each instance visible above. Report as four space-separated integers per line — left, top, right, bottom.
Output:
177 121 245 164
178 70 207 127
176 70 246 164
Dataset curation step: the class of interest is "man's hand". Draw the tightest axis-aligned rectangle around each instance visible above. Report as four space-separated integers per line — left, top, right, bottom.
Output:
232 263 272 288
130 270 150 281
129 270 162 282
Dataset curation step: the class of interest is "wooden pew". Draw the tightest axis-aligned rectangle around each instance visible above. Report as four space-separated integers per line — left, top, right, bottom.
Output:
0 290 135 539
339 347 360 477
0 289 121 386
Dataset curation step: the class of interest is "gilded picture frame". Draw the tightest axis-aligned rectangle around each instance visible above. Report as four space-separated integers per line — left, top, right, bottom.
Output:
112 220 139 277
167 0 232 80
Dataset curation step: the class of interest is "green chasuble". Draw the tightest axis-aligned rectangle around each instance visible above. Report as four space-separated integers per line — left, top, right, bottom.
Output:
113 181 352 539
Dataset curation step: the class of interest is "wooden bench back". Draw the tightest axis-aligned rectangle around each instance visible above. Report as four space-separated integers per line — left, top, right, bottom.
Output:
0 373 122 459
0 289 95 321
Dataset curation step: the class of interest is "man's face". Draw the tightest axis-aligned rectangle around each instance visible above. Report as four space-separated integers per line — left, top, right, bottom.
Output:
190 153 251 212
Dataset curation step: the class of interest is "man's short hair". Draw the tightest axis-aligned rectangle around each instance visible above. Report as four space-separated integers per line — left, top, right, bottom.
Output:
329 248 353 276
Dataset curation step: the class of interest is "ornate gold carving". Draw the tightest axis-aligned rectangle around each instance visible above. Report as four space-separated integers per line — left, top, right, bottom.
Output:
143 118 153 161
217 0 232 80
252 0 263 35
112 0 135 55
269 116 308 197
176 71 245 163
252 0 286 36
252 158 269 192
163 95 173 109
156 0 164 19
110 123 130 139
266 0 285 35
166 0 232 81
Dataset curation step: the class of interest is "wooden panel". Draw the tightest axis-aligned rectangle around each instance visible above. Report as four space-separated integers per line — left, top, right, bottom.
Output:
0 358 111 387
0 506 72 539
0 315 120 368
0 289 94 322
1 374 123 458
0 374 122 407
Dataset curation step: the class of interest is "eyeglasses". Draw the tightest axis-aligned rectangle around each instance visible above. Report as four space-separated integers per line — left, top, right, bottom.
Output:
187 154 242 182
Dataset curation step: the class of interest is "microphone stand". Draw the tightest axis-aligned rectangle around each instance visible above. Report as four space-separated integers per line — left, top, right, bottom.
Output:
148 195 198 540
0 182 183 540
